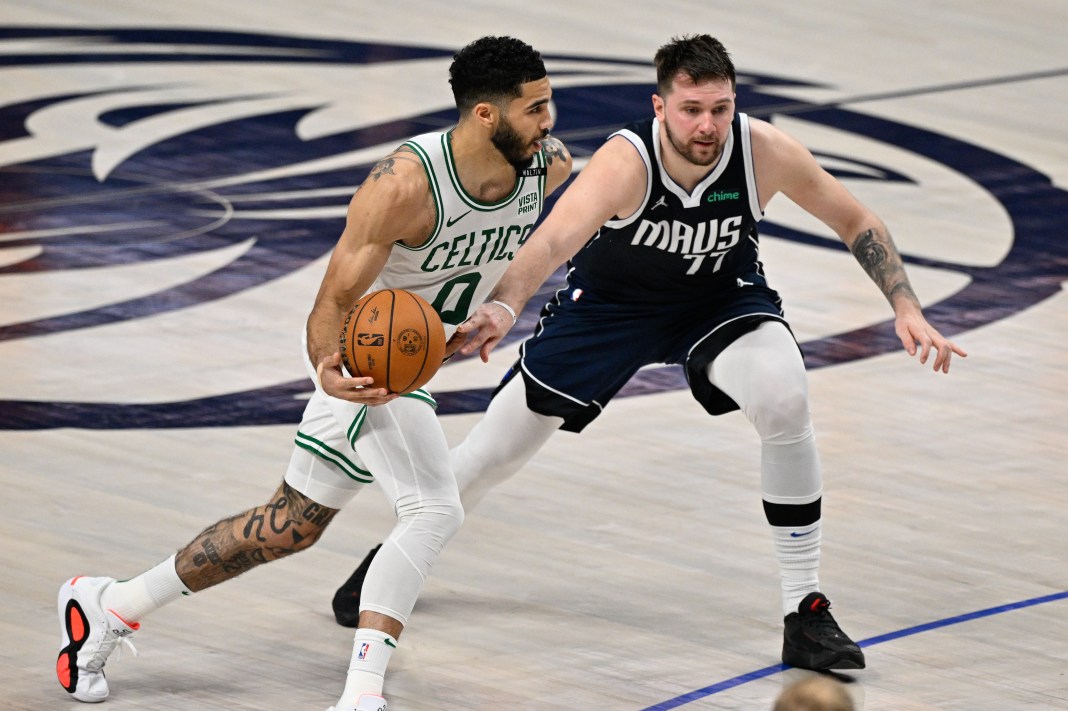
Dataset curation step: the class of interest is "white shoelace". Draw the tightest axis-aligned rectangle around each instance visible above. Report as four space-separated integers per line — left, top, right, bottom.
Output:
86 629 139 672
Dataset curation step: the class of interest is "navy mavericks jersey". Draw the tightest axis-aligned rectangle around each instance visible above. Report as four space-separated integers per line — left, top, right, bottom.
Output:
569 113 765 305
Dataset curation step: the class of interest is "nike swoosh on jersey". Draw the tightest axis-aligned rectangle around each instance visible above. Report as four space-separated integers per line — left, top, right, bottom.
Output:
445 210 472 227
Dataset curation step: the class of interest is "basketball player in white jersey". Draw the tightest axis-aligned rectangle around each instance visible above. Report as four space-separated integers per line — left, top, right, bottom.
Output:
55 36 572 711
334 34 967 673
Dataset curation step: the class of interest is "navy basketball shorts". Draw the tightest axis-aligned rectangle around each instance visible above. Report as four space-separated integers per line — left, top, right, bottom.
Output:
504 273 794 432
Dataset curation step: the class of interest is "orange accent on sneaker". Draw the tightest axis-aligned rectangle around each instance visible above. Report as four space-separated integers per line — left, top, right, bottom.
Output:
68 605 86 642
107 609 141 631
57 654 71 687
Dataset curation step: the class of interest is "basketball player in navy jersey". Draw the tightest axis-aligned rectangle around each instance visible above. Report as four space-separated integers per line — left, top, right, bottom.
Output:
333 34 966 672
54 36 571 711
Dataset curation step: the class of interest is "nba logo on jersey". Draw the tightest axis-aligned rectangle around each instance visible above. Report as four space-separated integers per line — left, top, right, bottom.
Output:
357 642 371 660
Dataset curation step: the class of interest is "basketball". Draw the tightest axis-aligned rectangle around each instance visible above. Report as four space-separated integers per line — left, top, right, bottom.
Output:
339 288 446 394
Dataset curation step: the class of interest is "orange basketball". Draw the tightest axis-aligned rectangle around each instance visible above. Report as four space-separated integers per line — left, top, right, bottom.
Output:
339 288 446 394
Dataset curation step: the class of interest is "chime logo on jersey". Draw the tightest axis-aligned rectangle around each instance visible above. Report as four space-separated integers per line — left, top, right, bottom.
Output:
0 27 1064 430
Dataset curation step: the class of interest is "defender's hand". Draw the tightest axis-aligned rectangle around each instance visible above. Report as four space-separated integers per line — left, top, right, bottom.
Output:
456 301 517 362
443 329 469 361
894 311 968 373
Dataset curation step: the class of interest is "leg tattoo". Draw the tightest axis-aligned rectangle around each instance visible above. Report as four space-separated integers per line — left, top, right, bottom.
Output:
175 482 339 591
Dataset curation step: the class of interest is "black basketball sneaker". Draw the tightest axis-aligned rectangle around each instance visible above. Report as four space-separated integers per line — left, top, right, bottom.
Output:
782 592 866 670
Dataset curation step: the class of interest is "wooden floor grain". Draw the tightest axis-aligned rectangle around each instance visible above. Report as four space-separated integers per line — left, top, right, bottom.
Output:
2 1 1067 709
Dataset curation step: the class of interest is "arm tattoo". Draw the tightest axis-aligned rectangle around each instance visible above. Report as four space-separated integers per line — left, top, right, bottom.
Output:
541 136 568 166
850 228 919 306
369 149 419 181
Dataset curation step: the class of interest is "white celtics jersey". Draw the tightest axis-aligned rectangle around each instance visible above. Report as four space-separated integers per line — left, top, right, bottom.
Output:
369 130 548 338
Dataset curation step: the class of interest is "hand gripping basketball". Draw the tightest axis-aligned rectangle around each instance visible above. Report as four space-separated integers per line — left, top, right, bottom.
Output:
339 289 446 394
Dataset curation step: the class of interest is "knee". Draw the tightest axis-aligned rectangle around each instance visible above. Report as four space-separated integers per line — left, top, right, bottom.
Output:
396 494 465 543
748 384 812 445
442 499 465 540
430 497 466 541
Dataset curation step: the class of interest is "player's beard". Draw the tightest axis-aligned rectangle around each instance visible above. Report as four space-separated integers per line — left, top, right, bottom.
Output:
492 116 547 172
664 119 722 167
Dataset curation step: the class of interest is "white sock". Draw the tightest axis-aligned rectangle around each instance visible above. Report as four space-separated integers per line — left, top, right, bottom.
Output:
703 324 824 618
770 521 821 616
337 629 397 705
100 554 192 623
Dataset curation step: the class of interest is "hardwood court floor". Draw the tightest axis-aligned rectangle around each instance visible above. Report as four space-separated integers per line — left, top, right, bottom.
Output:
2 1 1066 709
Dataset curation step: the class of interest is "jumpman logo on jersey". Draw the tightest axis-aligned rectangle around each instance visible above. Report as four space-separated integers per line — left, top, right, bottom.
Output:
650 195 668 210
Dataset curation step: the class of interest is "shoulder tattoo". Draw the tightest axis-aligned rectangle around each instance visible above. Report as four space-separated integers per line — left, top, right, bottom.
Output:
369 147 420 181
541 136 570 166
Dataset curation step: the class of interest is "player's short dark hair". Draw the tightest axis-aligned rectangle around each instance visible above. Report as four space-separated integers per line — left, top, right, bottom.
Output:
449 36 547 113
654 34 736 94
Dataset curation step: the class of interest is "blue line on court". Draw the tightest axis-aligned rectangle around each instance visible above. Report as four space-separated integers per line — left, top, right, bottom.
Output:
640 589 1068 710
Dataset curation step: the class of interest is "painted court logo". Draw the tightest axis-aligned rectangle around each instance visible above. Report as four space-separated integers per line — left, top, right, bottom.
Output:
0 27 1065 430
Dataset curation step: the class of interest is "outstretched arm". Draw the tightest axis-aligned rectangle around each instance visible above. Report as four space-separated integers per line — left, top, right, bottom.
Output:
751 118 967 372
438 135 574 360
846 226 965 371
456 135 645 361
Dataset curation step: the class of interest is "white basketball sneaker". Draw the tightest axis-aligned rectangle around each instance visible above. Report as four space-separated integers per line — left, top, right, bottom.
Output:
56 576 139 703
326 694 388 711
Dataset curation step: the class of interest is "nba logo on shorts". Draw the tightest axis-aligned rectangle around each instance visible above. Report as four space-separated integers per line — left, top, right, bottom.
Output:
358 642 371 660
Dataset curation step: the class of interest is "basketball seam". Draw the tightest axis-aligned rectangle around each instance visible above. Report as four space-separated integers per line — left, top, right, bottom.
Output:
398 290 427 394
385 288 396 392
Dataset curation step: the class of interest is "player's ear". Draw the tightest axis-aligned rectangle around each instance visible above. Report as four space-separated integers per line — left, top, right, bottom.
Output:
651 93 666 121
471 101 499 130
